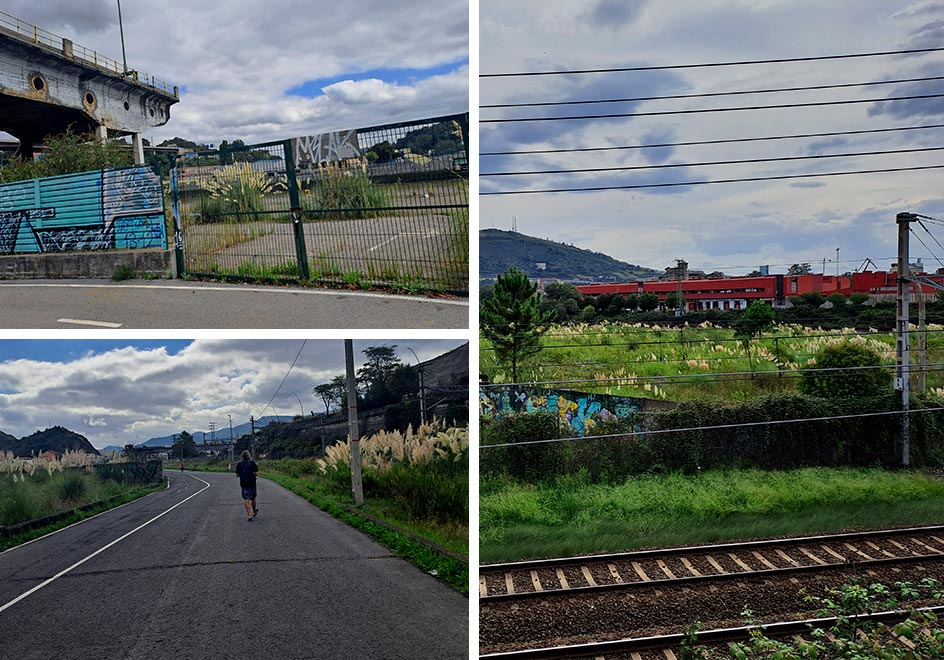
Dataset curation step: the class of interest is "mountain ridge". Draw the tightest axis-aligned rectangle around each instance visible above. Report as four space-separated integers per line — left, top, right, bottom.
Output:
480 229 661 282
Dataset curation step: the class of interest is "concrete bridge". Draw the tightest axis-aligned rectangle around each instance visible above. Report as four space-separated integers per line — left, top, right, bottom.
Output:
0 11 178 162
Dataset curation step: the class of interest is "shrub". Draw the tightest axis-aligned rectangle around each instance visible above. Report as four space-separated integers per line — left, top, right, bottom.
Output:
307 160 387 219
204 163 285 217
55 471 88 502
0 128 131 183
799 341 892 400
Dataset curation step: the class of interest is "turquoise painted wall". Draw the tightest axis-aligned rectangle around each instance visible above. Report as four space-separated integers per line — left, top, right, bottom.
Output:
0 165 165 254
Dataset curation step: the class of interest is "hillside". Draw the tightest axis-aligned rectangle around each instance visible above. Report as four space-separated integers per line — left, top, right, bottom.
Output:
480 229 660 283
422 342 469 389
1 426 100 457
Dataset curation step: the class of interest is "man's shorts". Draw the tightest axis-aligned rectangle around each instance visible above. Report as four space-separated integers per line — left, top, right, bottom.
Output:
241 486 257 500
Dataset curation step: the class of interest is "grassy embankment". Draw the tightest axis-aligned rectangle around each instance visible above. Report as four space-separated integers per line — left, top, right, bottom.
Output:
0 473 165 552
480 468 944 563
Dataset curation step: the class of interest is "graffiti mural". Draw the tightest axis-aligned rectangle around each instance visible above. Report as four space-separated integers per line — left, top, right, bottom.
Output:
480 387 661 437
293 130 362 166
0 165 165 254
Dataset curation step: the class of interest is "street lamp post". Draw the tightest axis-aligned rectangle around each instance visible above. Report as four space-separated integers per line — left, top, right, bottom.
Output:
116 1 128 75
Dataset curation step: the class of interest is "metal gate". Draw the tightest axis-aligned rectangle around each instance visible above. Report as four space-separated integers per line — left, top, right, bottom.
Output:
171 113 469 295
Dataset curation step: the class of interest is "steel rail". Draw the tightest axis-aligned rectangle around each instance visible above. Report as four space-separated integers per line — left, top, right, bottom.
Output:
480 525 944 602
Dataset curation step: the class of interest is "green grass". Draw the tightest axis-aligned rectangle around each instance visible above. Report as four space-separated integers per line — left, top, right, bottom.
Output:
480 322 944 402
0 471 132 527
264 470 468 593
0 479 165 552
480 468 944 563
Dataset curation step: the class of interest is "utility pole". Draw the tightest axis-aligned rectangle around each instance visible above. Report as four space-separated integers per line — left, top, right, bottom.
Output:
896 212 917 466
249 415 256 457
918 283 927 396
207 421 216 443
406 347 427 426
228 414 234 468
835 248 840 278
345 340 364 505
675 259 686 316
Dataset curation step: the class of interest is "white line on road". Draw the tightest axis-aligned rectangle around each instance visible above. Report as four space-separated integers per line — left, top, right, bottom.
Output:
57 318 123 328
0 475 211 615
368 235 401 252
0 282 469 306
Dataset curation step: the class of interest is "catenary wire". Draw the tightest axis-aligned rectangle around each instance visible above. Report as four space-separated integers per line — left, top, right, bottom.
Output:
481 145 944 177
480 124 944 156
481 93 944 123
480 163 944 195
480 46 944 78
481 75 944 109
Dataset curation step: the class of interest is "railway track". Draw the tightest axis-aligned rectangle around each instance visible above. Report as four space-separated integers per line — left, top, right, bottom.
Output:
480 525 944 602
479 605 944 659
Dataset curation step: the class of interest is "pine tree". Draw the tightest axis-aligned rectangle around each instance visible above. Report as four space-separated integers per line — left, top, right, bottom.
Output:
480 268 555 382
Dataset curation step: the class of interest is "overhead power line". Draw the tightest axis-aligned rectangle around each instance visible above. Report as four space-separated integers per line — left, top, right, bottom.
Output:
481 93 944 123
480 123 944 157
481 145 944 177
481 75 944 109
480 163 944 196
481 46 944 78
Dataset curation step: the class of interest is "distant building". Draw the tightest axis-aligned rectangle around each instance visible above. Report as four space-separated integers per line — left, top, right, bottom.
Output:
576 269 944 311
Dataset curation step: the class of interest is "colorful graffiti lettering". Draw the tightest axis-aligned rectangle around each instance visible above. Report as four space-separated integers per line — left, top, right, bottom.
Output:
481 387 645 436
0 165 165 254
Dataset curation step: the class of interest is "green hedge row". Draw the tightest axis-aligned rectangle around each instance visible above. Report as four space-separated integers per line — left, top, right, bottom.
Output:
480 393 944 483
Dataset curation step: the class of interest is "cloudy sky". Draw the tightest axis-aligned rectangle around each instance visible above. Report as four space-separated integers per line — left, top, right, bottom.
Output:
0 339 465 449
6 0 468 144
480 1 944 275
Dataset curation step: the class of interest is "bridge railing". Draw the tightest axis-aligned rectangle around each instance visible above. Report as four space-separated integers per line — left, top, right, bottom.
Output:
0 10 177 97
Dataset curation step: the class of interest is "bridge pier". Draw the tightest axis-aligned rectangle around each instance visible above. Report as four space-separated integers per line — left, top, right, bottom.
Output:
132 132 145 165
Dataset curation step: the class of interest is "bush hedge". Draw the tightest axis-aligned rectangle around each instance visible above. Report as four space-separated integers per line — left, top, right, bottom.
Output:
480 393 944 483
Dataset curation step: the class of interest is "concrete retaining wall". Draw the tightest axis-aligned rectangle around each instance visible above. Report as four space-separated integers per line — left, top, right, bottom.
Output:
0 247 174 278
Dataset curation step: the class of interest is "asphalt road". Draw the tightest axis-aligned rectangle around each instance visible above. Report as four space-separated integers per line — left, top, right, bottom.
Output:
0 280 469 329
0 471 468 659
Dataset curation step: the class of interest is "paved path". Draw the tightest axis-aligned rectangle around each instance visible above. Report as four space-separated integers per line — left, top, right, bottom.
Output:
0 472 468 659
0 280 469 329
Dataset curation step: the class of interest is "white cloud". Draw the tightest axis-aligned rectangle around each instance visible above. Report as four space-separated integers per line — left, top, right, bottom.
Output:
8 1 468 144
0 340 465 448
481 1 944 272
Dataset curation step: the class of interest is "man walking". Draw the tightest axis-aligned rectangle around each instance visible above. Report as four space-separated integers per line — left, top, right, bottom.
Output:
235 450 259 522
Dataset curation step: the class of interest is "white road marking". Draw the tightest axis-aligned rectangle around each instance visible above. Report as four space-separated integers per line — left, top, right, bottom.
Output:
0 475 210 614
368 235 402 252
57 318 123 328
0 282 468 307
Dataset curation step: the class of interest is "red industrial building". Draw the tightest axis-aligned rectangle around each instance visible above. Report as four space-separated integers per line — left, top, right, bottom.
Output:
576 270 944 312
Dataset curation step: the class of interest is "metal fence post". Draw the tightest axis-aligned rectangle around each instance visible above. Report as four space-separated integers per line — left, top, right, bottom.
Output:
457 112 470 162
169 166 185 277
283 139 310 280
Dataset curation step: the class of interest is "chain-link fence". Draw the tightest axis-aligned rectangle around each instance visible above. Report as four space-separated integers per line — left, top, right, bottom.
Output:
171 113 469 294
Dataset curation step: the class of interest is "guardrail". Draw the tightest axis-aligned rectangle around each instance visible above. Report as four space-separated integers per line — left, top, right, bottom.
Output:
0 10 177 97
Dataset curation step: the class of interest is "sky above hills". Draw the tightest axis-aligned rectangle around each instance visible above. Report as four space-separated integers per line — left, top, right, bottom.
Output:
4 0 468 145
480 0 944 275
0 339 464 449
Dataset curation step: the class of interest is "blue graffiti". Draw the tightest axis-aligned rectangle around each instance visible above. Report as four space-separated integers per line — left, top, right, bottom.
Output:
0 166 165 254
481 387 644 436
